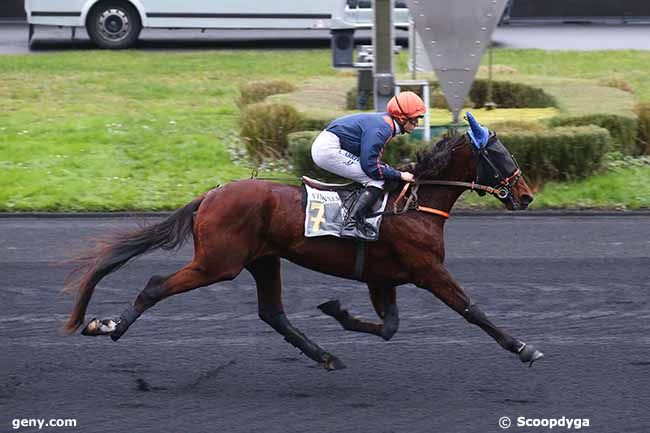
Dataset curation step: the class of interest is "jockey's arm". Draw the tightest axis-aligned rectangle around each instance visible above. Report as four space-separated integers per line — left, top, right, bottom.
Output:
359 130 402 181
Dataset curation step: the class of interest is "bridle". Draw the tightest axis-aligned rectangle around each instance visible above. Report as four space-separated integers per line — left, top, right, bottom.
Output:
392 133 523 216
471 133 523 205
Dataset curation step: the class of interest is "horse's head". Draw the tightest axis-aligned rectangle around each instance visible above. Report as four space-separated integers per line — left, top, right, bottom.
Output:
413 113 534 210
470 131 533 210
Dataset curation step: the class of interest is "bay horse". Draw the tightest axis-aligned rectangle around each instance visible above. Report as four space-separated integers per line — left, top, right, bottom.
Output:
63 126 543 370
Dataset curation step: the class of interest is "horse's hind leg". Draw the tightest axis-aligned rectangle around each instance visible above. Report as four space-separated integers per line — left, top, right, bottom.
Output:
417 265 543 367
318 284 399 341
83 261 240 340
247 256 346 371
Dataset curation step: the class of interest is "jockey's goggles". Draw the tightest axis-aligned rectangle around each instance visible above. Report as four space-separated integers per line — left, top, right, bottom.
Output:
406 116 424 125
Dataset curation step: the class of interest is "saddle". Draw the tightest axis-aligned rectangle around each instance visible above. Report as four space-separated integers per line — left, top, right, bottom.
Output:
301 176 358 192
301 176 389 242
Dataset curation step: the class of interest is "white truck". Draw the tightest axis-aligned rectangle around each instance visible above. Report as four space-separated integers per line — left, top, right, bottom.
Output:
24 0 410 49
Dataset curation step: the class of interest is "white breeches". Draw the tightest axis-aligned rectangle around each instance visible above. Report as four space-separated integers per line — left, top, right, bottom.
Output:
310 130 385 189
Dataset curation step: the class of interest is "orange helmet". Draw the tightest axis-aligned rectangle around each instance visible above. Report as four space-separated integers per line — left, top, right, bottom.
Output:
387 91 426 121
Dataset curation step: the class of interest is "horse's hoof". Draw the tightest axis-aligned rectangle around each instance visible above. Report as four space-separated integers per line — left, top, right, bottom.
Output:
518 343 544 367
81 318 117 336
321 354 346 371
110 319 129 341
318 300 341 317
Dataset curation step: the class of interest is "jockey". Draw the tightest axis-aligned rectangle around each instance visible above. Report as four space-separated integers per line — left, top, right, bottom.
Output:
311 91 426 238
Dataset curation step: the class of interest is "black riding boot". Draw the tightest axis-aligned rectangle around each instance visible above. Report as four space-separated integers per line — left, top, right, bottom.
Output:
340 186 383 239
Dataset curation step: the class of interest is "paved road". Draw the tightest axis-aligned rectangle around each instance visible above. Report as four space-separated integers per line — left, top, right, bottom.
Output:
1 215 649 433
0 23 389 54
493 23 650 50
1 22 650 54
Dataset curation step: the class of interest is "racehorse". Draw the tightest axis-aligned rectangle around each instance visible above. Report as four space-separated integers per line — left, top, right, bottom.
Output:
63 120 543 370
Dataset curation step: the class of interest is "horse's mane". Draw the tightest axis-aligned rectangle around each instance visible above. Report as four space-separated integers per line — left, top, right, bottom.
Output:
413 133 466 179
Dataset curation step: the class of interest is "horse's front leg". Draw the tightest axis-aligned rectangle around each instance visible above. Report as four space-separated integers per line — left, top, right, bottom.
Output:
415 264 543 366
318 283 399 341
248 256 346 371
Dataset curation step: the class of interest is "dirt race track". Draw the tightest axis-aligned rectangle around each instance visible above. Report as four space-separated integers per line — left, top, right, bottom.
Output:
1 215 649 433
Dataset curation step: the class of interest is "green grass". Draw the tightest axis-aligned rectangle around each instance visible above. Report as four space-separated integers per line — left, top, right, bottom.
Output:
531 165 650 209
458 164 650 210
397 49 650 102
2 49 650 210
483 50 650 102
0 50 334 210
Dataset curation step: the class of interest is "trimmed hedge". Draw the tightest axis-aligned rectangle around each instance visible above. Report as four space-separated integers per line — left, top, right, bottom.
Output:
634 103 650 155
346 88 374 110
549 114 638 154
300 115 332 132
346 79 555 111
287 131 344 181
500 125 611 186
239 80 296 106
469 79 557 108
488 120 547 133
431 88 474 109
287 125 610 186
240 103 304 160
346 86 472 110
241 104 336 161
244 103 611 187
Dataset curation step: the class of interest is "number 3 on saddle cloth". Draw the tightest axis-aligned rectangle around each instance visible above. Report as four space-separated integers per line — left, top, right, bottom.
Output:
301 176 389 241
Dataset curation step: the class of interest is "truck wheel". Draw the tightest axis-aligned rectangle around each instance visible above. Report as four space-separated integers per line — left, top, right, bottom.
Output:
87 1 141 49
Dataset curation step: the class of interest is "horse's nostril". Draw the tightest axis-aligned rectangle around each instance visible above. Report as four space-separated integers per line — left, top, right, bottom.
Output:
521 194 533 208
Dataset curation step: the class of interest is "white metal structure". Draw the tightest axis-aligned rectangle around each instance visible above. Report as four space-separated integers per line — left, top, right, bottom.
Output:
25 0 410 49
405 0 509 122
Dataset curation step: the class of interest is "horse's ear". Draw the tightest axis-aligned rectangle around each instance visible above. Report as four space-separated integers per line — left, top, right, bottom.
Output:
466 112 489 149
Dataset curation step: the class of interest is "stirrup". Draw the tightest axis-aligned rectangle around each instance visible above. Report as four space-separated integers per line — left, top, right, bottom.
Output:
340 218 376 239
357 221 377 238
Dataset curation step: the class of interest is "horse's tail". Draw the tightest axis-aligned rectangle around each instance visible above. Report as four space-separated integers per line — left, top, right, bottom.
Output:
62 195 206 334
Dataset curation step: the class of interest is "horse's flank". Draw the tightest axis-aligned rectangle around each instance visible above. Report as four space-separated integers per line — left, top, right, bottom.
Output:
197 179 443 284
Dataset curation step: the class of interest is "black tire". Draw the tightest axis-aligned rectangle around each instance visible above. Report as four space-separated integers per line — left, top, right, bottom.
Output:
86 1 142 49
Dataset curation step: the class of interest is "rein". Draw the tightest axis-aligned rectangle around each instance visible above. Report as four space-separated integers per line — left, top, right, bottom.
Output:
417 179 508 197
392 183 449 218
390 177 511 219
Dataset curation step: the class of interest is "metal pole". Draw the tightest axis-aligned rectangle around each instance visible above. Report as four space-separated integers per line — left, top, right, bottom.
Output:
373 0 395 111
409 16 416 80
423 82 430 141
485 43 496 110
487 45 493 102
331 0 346 23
